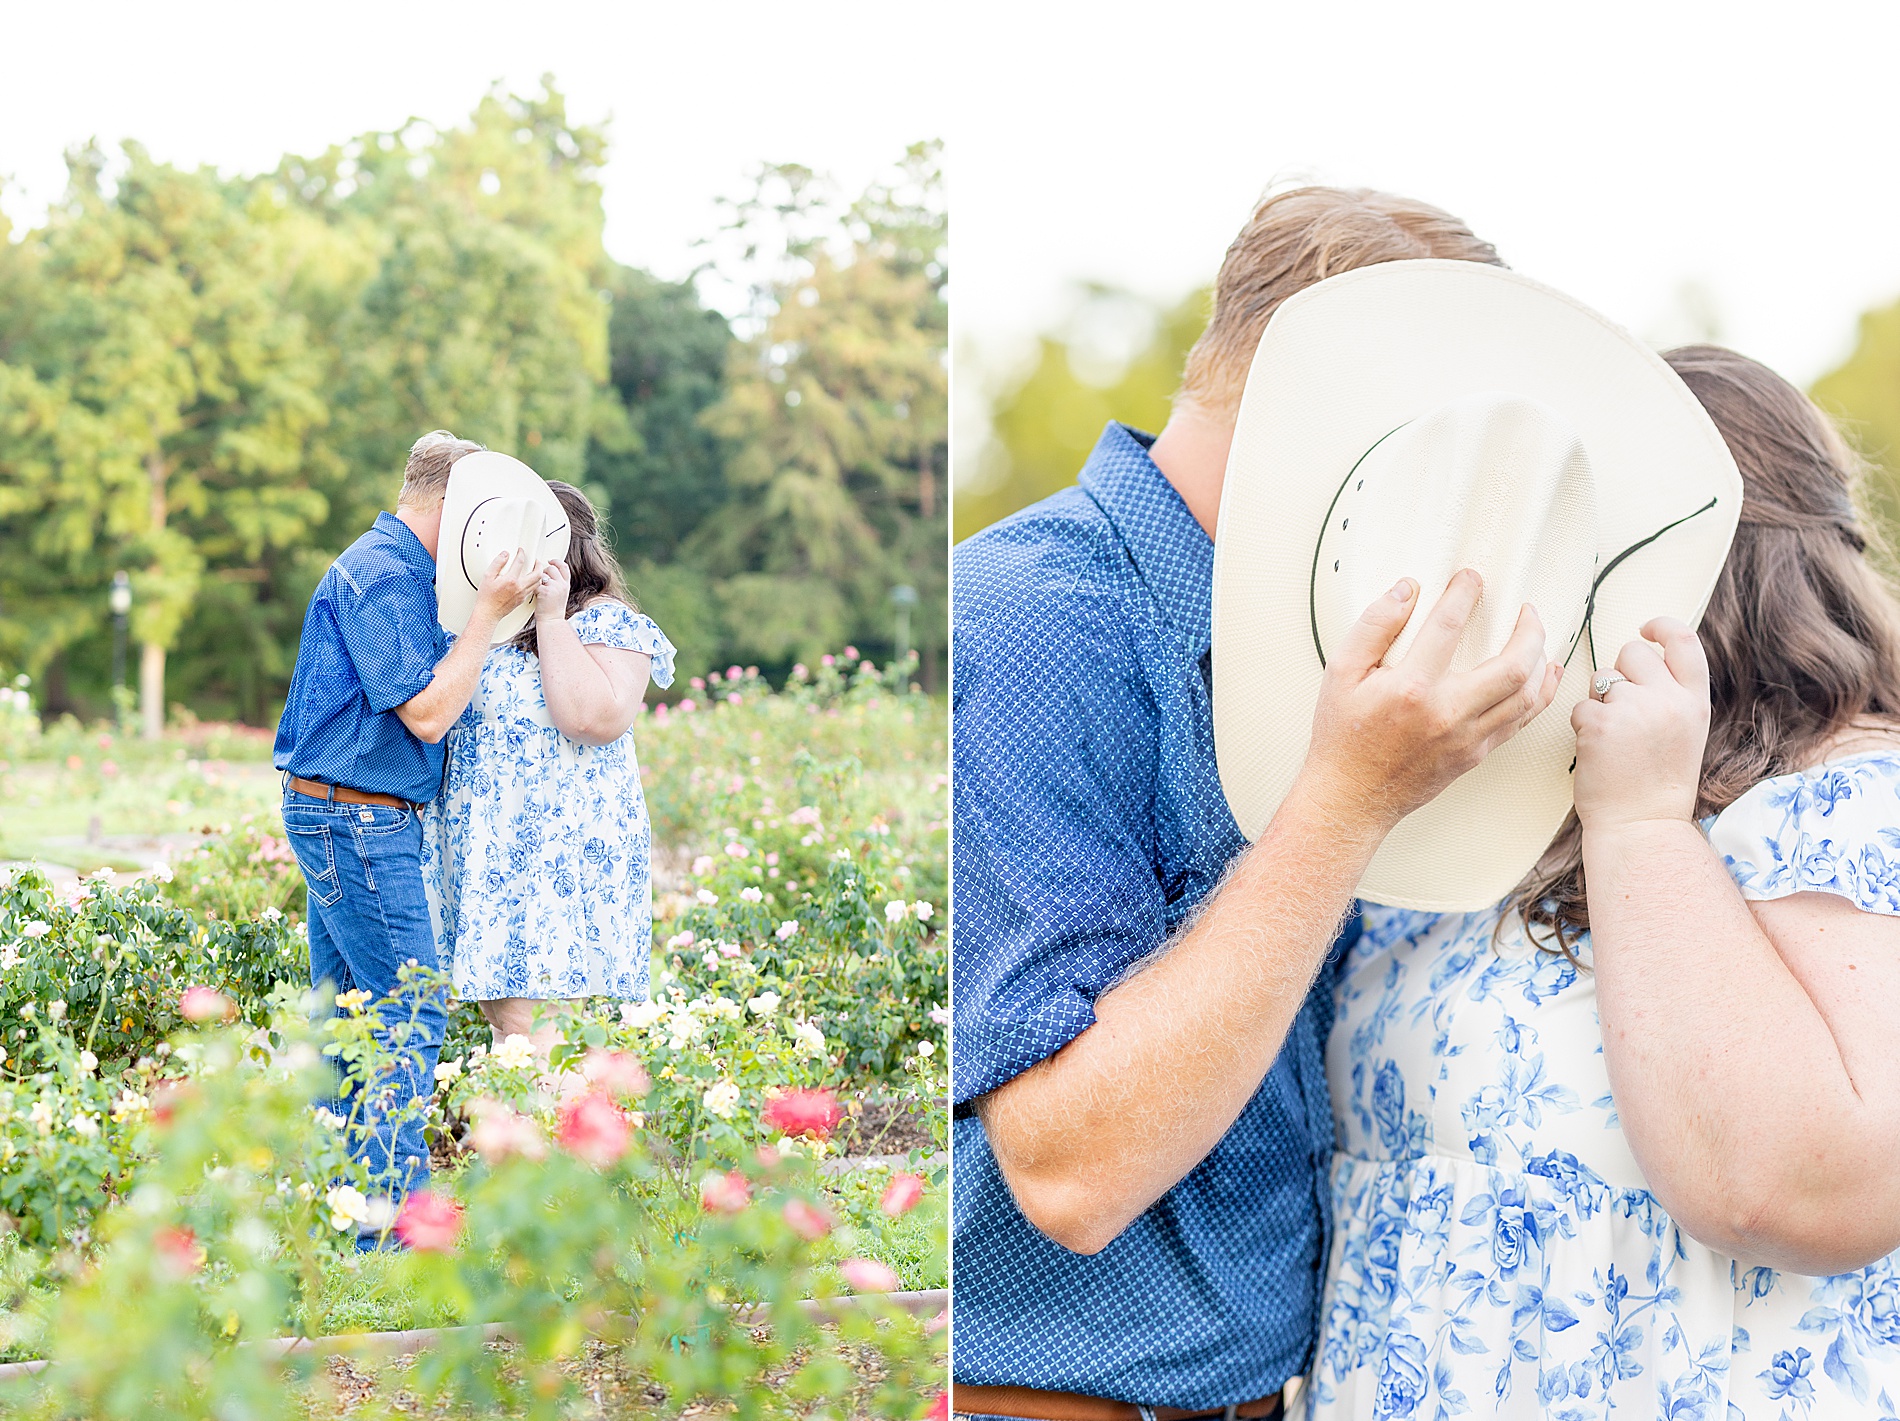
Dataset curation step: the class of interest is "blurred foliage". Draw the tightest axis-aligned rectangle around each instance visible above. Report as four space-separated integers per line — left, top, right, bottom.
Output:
1812 298 1900 542
954 285 1208 542
0 82 945 722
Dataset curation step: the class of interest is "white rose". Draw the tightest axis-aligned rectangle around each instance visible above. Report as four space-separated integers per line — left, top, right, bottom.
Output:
914 901 934 922
747 991 781 1018
775 920 799 942
325 1184 369 1231
490 1035 536 1070
739 886 763 904
620 1000 667 1031
917 1040 935 1058
433 1058 463 1084
702 1080 740 1119
77 1050 98 1075
696 889 719 906
791 1020 827 1059
885 900 908 923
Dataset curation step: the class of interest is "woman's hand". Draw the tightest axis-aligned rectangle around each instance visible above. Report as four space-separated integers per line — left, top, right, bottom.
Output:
536 559 571 621
1571 616 1711 833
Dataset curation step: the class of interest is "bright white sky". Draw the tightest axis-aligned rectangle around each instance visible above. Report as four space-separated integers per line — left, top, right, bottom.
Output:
0 0 946 307
950 0 1900 479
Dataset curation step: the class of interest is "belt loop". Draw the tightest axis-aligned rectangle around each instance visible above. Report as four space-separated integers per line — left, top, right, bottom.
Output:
1137 1409 1158 1421
1223 1408 1239 1421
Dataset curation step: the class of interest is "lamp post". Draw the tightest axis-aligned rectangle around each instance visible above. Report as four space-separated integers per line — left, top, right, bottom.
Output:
109 572 132 697
889 584 918 678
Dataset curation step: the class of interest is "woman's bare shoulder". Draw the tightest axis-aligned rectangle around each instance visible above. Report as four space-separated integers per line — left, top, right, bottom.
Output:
1811 717 1900 767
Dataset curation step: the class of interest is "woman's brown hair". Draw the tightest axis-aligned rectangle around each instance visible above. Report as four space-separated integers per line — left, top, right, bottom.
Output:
511 481 637 658
1508 344 1900 953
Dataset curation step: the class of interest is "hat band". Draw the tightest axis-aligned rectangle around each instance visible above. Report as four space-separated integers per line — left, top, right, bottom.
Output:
1306 444 1719 673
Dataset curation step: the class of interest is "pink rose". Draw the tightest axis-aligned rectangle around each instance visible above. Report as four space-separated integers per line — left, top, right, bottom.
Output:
179 987 235 1023
881 1172 926 1217
556 1091 631 1166
782 1197 834 1240
393 1190 463 1252
700 1170 752 1214
839 1257 900 1292
581 1049 651 1100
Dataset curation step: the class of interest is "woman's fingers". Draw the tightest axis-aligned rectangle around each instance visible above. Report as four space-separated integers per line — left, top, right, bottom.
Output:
1642 616 1710 694
1327 578 1419 678
1614 636 1671 686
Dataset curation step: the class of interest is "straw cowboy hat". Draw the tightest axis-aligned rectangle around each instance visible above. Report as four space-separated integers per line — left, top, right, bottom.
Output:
434 451 572 644
1210 259 1742 911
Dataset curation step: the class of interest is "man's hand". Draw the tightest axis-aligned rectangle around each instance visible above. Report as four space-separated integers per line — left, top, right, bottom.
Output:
471 548 540 632
1300 570 1563 832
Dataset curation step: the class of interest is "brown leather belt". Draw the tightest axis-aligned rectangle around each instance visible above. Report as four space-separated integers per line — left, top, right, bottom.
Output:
284 775 418 812
950 1384 1282 1421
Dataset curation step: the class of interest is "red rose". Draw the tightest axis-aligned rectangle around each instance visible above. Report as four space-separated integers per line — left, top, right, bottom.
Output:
154 1225 203 1277
762 1087 843 1141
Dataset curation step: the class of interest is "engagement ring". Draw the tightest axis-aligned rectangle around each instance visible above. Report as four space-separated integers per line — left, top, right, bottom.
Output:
1592 670 1627 699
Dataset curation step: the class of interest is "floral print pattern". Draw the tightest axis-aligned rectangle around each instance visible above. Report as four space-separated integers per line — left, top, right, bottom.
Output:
1307 753 1900 1419
421 602 675 1002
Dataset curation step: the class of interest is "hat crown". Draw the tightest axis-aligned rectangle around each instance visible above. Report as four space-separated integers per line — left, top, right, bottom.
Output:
1312 392 1599 675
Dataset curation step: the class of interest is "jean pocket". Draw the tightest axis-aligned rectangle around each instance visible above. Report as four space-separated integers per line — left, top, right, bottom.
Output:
351 805 415 837
285 823 344 908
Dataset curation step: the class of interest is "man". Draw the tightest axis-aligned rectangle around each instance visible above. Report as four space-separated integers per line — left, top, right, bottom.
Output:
951 189 1562 1418
274 430 538 1209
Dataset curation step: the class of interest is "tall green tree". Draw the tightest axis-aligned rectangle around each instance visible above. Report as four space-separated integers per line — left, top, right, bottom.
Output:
587 265 735 558
0 144 332 733
693 142 946 678
1813 298 1900 543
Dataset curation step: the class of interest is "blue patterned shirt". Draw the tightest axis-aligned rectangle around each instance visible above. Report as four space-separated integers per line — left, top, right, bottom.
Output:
951 423 1350 1408
274 512 452 804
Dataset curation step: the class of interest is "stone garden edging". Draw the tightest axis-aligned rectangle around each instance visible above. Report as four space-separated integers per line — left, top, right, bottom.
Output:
0 1287 948 1382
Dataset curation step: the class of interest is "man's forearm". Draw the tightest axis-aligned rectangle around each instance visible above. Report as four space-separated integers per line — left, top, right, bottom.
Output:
980 766 1389 1254
395 612 499 743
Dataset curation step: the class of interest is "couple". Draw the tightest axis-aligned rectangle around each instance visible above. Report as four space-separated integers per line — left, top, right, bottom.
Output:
952 188 1900 1419
272 432 675 1207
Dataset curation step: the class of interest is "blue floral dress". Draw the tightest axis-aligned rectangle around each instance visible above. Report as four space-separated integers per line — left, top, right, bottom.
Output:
421 601 675 1002
1308 752 1900 1420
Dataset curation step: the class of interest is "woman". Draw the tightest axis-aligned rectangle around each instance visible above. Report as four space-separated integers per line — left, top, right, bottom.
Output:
1308 348 1900 1418
422 482 676 1048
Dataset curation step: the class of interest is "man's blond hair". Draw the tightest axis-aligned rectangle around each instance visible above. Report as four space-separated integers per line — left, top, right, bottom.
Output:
1176 186 1502 419
399 429 485 507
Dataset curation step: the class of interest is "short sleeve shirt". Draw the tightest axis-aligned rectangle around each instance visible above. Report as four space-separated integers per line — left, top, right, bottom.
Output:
951 424 1350 1408
273 512 452 804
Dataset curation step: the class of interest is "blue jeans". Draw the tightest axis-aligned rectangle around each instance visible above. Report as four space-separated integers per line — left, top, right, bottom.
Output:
281 789 446 1199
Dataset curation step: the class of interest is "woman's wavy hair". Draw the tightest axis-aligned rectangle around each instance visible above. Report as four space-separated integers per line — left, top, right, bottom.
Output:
1507 344 1900 953
511 481 637 657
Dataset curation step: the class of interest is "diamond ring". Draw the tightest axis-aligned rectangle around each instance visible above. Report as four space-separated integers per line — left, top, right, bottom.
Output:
1591 670 1627 699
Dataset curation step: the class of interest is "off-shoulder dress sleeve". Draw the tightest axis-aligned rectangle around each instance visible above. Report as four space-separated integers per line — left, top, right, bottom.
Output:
1706 752 1900 913
568 601 676 689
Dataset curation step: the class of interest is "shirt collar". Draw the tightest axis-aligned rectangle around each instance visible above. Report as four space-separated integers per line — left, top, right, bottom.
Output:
1077 422 1214 659
374 511 438 582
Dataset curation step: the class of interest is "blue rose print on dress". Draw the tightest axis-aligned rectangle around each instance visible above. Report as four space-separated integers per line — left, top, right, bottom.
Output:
421 602 675 1003
1303 752 1900 1419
